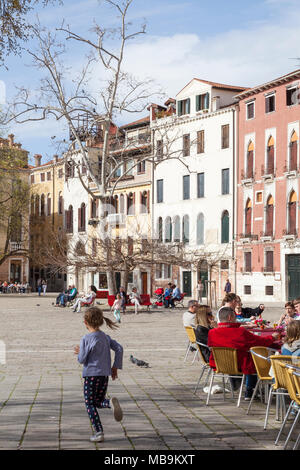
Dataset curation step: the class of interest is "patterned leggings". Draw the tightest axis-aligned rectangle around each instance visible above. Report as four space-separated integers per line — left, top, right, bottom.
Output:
84 376 110 432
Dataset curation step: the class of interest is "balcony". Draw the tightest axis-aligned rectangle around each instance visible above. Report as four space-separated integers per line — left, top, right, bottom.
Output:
107 213 126 226
239 233 258 243
261 164 276 181
283 162 298 178
240 169 255 185
260 230 274 242
282 228 297 241
88 218 100 227
261 267 275 274
9 241 25 252
109 135 151 153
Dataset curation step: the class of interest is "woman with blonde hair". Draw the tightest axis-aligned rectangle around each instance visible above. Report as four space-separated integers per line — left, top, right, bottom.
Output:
194 305 217 362
281 320 300 357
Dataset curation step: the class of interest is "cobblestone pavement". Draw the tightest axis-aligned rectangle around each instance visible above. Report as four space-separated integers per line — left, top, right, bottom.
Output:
0 294 293 451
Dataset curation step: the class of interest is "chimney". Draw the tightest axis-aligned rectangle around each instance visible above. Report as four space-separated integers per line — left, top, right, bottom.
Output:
8 134 14 147
212 96 220 111
34 154 42 167
53 154 59 163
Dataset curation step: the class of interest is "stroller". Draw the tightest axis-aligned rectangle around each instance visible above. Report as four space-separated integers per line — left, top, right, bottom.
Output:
153 287 164 307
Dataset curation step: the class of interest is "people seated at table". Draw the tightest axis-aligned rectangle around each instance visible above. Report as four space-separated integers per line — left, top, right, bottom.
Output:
281 321 300 357
207 307 281 400
216 293 239 322
55 285 77 307
171 284 182 304
72 285 97 313
182 300 199 328
278 301 300 330
194 305 217 363
1 281 8 293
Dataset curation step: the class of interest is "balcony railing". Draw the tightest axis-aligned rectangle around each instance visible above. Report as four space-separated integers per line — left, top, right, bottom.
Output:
260 230 274 238
239 233 258 241
261 164 276 178
107 213 126 226
241 169 255 182
283 161 298 174
283 228 297 237
110 135 151 152
9 241 24 251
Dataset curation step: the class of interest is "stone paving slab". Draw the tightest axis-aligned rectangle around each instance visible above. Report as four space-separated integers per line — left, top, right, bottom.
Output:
0 294 296 451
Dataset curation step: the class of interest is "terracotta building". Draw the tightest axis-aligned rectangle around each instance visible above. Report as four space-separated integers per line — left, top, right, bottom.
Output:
235 69 300 301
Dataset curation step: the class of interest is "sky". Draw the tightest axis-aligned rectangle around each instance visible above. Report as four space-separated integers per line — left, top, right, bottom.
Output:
1 0 300 164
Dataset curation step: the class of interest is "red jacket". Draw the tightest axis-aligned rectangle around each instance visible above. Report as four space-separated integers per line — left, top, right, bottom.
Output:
207 322 275 375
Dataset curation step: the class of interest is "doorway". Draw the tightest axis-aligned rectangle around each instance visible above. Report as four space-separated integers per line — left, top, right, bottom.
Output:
141 272 148 294
183 271 192 296
287 255 300 300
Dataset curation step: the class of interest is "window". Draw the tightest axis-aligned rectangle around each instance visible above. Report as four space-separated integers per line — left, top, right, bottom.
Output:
58 192 63 215
66 205 73 233
256 191 263 203
78 203 86 232
157 217 163 242
265 94 275 113
287 87 297 106
40 194 45 216
173 216 180 242
196 93 209 111
221 124 229 149
246 101 255 119
47 171 51 181
47 194 51 216
289 131 298 171
91 199 97 218
245 199 252 235
140 191 149 213
244 285 251 295
196 213 204 245
221 210 229 243
58 168 63 178
157 179 163 203
288 190 297 235
156 140 163 159
137 160 145 173
265 251 274 272
40 173 45 182
177 98 190 116
246 141 254 179
31 174 35 184
197 172 204 198
182 215 189 244
120 194 125 214
197 130 205 154
266 136 275 174
244 252 252 272
265 286 274 296
183 134 190 157
183 175 190 200
92 238 97 257
165 217 172 243
222 168 230 195
265 195 274 236
155 263 163 279
221 260 229 270
127 193 135 215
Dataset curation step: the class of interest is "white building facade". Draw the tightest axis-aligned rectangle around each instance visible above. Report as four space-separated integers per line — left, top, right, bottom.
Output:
151 79 246 301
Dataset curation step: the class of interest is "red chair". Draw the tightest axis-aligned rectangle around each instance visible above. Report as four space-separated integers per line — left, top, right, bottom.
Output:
174 293 186 308
81 296 96 308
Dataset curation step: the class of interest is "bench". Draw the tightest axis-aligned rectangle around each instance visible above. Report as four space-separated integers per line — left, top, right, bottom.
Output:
108 294 152 311
96 290 108 299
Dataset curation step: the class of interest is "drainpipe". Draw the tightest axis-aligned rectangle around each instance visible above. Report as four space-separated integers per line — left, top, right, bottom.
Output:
232 106 238 293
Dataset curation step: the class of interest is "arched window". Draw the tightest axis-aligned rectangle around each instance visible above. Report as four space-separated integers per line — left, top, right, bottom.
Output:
113 195 119 214
58 192 63 215
173 216 180 242
120 194 125 214
289 131 298 171
140 191 149 214
197 213 204 245
127 192 135 215
265 195 274 236
30 195 35 215
91 199 97 218
75 241 86 256
288 191 297 235
47 193 51 216
245 199 252 235
66 205 73 233
165 217 172 243
266 136 275 174
221 210 229 243
78 203 86 232
40 194 45 216
182 214 189 244
246 141 254 179
35 195 40 216
157 217 163 242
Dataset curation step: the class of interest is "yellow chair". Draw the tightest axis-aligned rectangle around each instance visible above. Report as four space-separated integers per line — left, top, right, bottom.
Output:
194 341 212 394
247 347 277 415
206 347 245 407
275 363 300 450
184 326 198 363
264 355 293 430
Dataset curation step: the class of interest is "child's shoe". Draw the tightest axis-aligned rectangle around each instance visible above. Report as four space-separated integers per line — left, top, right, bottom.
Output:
90 432 104 442
111 397 123 422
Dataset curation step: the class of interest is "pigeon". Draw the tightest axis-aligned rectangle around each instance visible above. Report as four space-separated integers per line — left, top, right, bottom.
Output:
130 355 149 368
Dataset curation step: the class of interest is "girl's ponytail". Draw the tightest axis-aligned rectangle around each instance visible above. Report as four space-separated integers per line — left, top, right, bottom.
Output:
103 316 119 330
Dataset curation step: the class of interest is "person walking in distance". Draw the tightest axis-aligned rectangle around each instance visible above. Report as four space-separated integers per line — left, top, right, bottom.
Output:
112 294 122 323
224 279 231 294
37 278 42 296
197 279 204 303
74 307 123 443
42 279 47 296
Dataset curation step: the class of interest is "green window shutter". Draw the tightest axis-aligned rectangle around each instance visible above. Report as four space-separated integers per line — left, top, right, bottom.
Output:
177 100 182 116
204 92 210 110
221 212 229 243
186 98 190 114
196 95 200 112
